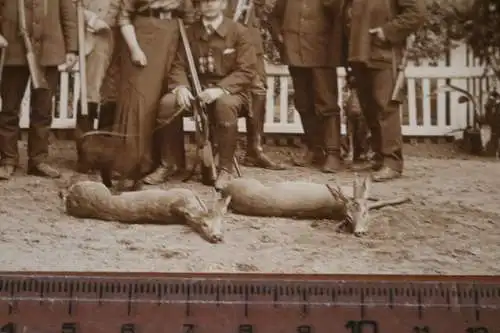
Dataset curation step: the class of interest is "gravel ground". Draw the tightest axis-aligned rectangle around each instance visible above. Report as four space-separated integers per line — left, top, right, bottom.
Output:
0 139 499 274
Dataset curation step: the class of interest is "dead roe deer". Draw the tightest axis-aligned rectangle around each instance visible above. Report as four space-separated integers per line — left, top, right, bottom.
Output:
62 181 232 243
221 175 410 236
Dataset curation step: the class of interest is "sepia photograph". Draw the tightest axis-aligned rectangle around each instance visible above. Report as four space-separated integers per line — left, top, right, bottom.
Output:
0 0 499 331
0 0 498 274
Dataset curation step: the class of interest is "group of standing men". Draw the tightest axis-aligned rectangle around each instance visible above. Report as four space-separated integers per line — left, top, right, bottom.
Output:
0 0 425 187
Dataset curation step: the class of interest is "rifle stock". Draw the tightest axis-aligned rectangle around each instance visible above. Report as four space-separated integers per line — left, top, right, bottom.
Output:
177 19 217 182
18 0 49 90
390 49 409 104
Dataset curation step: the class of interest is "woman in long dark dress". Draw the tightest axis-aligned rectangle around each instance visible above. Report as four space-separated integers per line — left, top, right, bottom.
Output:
115 0 194 177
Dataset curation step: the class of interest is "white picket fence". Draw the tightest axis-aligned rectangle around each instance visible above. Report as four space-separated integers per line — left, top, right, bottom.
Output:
18 42 497 138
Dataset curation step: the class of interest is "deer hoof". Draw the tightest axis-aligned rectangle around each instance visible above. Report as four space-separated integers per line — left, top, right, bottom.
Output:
209 234 224 244
354 231 367 237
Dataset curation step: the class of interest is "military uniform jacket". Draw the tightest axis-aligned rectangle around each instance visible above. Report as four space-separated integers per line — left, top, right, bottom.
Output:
119 0 195 26
269 0 339 68
224 0 265 55
83 0 122 28
334 0 426 68
168 16 256 95
0 0 78 66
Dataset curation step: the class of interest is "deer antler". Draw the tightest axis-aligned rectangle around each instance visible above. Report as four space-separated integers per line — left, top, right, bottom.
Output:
368 197 411 210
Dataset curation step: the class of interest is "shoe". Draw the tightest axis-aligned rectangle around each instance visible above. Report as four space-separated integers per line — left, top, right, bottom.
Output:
27 163 61 179
143 165 178 185
0 165 15 180
372 166 402 182
321 154 343 173
351 158 383 172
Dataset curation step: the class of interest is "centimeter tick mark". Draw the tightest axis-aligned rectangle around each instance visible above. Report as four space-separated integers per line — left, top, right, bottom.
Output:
360 289 365 319
39 283 44 306
244 285 249 317
446 287 451 310
474 286 480 321
273 287 278 308
301 289 308 316
127 287 132 316
68 282 74 316
185 284 191 316
388 288 394 309
216 285 220 307
417 289 423 320
8 288 13 315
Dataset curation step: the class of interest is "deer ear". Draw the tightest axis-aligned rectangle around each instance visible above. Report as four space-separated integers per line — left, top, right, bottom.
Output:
214 194 232 215
361 175 372 200
353 173 362 198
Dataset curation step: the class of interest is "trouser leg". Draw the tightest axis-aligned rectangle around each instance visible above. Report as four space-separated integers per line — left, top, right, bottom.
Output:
288 66 323 166
311 67 343 173
0 66 30 179
243 91 287 170
26 67 62 178
143 93 183 185
212 95 242 190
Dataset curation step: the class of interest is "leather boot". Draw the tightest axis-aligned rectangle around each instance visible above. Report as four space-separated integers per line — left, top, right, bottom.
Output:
321 114 343 173
242 93 287 170
143 117 183 185
98 101 116 131
293 112 324 166
214 123 238 191
75 102 98 173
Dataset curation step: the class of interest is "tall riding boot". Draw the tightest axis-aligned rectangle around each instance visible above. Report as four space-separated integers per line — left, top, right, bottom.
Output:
75 102 98 173
98 101 117 131
214 123 238 190
143 116 184 185
321 114 343 173
293 112 324 166
242 93 287 170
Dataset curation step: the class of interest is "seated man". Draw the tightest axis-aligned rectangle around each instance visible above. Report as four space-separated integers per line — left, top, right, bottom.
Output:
150 0 257 190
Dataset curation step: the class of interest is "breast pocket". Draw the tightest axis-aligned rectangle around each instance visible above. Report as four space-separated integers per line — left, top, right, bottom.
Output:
221 48 238 75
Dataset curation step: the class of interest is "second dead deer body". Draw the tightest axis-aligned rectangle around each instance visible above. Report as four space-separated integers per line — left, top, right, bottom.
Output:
221 176 410 236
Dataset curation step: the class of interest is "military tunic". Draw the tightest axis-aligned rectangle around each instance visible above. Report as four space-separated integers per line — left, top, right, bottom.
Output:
268 0 341 156
158 16 256 171
337 0 425 173
0 0 78 167
224 0 266 92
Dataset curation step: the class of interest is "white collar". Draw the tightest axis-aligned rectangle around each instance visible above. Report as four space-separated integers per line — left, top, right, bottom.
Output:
202 14 223 32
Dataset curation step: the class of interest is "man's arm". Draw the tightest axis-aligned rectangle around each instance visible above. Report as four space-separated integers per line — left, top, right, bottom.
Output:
167 41 191 92
267 0 286 47
216 25 257 94
381 0 426 44
60 0 79 53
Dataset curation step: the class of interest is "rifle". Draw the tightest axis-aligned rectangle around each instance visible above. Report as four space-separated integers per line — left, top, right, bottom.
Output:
390 47 409 104
18 0 49 90
76 0 89 116
177 18 217 185
233 0 253 25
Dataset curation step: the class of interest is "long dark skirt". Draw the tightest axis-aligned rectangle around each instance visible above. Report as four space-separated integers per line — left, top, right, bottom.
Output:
114 16 180 176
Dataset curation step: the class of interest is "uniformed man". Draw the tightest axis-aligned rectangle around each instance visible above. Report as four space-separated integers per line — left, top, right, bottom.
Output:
338 0 425 181
224 0 286 170
74 0 122 173
268 0 342 173
155 0 256 190
0 0 78 180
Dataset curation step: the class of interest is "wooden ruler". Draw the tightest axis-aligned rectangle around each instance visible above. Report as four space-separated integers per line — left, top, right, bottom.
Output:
0 272 499 333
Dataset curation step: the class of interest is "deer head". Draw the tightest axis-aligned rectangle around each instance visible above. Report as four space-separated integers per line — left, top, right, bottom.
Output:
183 191 232 244
345 174 372 237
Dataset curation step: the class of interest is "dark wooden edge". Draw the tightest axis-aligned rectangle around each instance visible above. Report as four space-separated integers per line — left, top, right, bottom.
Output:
0 272 498 283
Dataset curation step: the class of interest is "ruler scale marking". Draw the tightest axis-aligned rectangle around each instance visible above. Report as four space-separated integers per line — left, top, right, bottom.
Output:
0 273 499 332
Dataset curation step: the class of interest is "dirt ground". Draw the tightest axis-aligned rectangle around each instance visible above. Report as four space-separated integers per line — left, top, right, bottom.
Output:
0 138 499 274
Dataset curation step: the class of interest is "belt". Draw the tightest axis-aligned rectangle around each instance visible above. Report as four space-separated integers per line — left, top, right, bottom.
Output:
136 8 172 19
